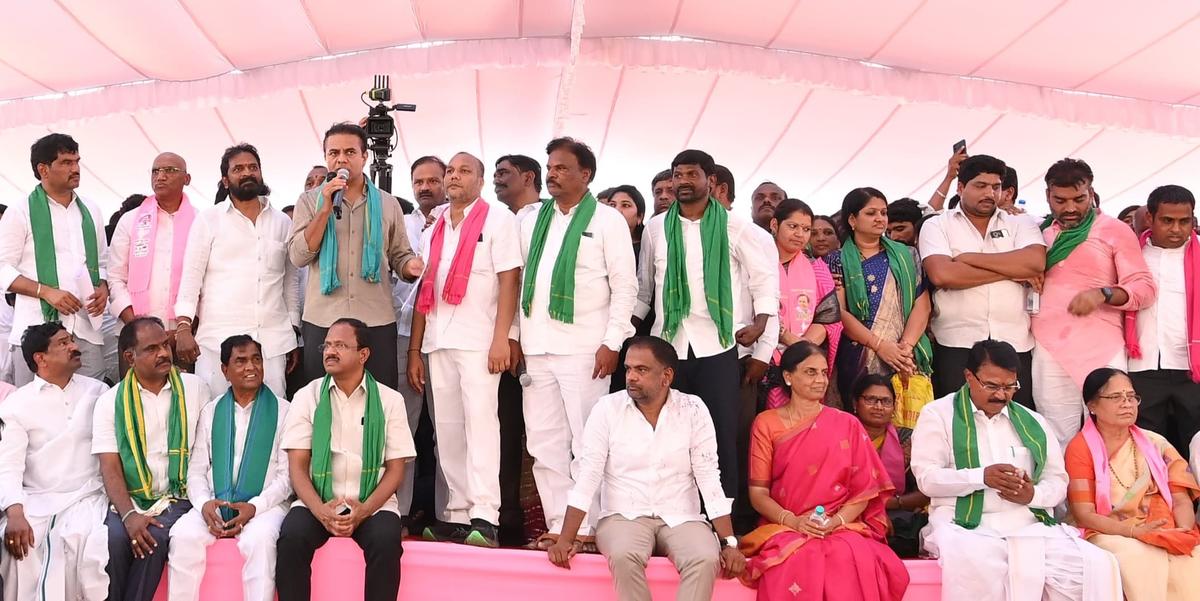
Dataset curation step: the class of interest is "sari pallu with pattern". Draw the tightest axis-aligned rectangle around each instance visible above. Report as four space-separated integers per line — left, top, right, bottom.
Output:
740 407 909 600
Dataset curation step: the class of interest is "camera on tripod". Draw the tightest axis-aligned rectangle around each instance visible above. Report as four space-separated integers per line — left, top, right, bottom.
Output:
361 74 416 195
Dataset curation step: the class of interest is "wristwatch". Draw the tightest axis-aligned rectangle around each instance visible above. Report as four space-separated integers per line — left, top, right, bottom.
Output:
1100 287 1114 304
721 535 738 549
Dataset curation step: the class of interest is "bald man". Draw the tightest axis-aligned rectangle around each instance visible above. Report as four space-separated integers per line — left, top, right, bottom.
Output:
108 152 198 332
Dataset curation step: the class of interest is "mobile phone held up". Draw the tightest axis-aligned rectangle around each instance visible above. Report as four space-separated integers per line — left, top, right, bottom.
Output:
953 139 966 154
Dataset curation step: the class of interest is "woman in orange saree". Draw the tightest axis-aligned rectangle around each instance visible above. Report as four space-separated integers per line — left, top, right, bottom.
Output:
740 341 909 600
1066 367 1200 600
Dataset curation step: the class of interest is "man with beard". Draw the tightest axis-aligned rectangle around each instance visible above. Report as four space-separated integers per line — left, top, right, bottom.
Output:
107 153 198 335
93 317 210 601
168 335 291 601
492 152 545 545
1032 159 1156 446
0 322 111 601
175 143 300 400
289 123 424 390
749 182 785 232
886 198 923 246
920 155 1046 408
636 149 778 499
303 166 328 192
277 318 414 601
545 336 744 597
519 138 636 551
1126 185 1200 456
408 152 521 548
651 169 675 216
0 133 110 386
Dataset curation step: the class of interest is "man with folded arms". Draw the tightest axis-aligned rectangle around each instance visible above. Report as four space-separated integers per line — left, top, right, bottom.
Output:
0 322 110 600
93 317 209 601
168 335 291 601
276 318 415 601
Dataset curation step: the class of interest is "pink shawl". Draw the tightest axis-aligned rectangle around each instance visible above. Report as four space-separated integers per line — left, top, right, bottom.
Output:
1080 418 1173 514
417 198 490 314
1124 230 1200 383
128 194 195 319
775 254 841 366
879 424 906 495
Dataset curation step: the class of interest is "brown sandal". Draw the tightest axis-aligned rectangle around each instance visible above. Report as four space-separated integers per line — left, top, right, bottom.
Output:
526 532 559 551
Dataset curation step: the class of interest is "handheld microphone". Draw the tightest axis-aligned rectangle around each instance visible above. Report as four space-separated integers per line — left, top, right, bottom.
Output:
332 168 350 219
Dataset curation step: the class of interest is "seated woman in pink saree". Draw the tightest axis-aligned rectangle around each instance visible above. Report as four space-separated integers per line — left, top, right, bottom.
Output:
741 341 909 600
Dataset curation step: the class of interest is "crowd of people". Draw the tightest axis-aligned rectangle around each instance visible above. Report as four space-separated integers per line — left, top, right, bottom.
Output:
0 125 1198 601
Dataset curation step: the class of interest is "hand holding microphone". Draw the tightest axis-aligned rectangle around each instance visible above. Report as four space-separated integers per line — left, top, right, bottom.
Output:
321 168 351 219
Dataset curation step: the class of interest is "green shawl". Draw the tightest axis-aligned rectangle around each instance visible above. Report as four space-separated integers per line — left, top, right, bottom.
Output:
840 236 932 373
211 385 279 521
521 192 598 323
661 198 734 347
1041 209 1096 270
28 185 100 321
311 373 384 503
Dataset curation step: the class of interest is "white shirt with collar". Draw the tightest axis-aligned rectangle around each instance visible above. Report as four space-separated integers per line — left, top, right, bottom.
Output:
1130 239 1190 372
518 199 637 355
107 205 180 327
566 389 732 527
393 210 429 338
635 210 779 359
186 390 292 516
0 194 108 346
738 223 781 363
92 372 210 497
279 375 416 516
0 375 109 516
918 206 1045 352
417 198 523 353
911 394 1067 535
173 199 301 358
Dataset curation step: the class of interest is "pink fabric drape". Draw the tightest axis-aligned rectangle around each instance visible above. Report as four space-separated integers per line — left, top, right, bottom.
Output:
1124 230 1200 383
127 194 196 319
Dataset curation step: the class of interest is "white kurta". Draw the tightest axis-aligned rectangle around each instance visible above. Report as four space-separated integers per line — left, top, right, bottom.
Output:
911 394 1123 601
0 375 112 601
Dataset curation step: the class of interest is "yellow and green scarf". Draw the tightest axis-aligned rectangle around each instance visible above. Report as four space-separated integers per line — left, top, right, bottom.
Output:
115 368 189 510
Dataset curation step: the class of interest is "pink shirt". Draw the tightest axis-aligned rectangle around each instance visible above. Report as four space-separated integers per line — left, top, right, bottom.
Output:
1032 213 1156 385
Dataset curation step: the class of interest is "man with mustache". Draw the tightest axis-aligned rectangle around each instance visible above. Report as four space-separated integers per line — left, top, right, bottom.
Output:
277 318 414 601
651 170 675 216
107 153 198 338
174 144 300 400
408 152 521 548
635 149 779 500
1032 158 1156 447
0 322 110 600
289 123 424 391
1126 185 1200 457
518 138 636 551
93 317 210 601
492 152 543 545
167 335 291 601
749 181 785 233
920 155 1046 409
0 133 110 386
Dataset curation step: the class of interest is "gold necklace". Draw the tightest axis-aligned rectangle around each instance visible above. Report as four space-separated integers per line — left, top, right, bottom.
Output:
1108 441 1139 490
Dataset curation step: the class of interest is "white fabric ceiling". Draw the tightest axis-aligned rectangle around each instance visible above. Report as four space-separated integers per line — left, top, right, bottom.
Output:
1 0 1198 219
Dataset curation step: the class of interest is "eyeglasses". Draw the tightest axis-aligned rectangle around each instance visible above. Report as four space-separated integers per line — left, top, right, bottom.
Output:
151 166 185 177
973 375 1021 395
859 395 895 408
1097 392 1141 405
318 342 359 353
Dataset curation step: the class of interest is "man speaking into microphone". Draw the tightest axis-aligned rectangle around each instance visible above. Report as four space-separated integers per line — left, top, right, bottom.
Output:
289 122 424 390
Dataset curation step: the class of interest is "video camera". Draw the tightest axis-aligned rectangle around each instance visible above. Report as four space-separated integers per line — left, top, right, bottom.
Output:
361 75 416 194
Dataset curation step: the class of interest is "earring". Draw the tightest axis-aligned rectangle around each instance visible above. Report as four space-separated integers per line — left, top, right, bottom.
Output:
784 380 792 387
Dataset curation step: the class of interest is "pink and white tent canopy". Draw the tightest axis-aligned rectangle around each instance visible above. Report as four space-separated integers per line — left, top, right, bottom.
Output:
1 0 1198 219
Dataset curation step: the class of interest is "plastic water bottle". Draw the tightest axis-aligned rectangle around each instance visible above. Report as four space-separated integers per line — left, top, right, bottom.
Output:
1025 286 1040 315
809 505 831 528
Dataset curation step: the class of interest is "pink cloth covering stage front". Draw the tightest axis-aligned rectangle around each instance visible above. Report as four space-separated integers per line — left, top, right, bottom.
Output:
149 538 942 600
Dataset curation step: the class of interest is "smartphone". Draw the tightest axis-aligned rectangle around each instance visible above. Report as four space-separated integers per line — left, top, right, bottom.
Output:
953 139 967 154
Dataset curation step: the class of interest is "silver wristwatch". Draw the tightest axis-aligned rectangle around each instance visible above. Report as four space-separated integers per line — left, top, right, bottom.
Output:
721 535 738 549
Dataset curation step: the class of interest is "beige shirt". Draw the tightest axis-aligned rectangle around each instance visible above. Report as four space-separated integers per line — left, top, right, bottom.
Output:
288 186 418 328
279 375 416 516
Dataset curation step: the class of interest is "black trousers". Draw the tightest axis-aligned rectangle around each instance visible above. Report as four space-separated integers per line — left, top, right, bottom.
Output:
673 346 741 498
732 356 762 534
933 343 1034 410
276 507 403 601
497 371 526 544
105 501 192 601
1131 369 1200 457
302 321 400 391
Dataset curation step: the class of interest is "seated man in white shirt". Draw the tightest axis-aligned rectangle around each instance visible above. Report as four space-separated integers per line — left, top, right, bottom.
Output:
546 336 745 600
0 322 110 601
168 335 292 601
911 339 1122 601
276 318 415 601
93 317 210 601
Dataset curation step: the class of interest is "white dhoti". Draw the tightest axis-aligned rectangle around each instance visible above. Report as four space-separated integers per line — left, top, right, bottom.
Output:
524 353 607 535
1032 343 1126 448
0 493 110 601
428 348 501 525
925 517 1123 601
194 346 287 401
166 505 287 601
